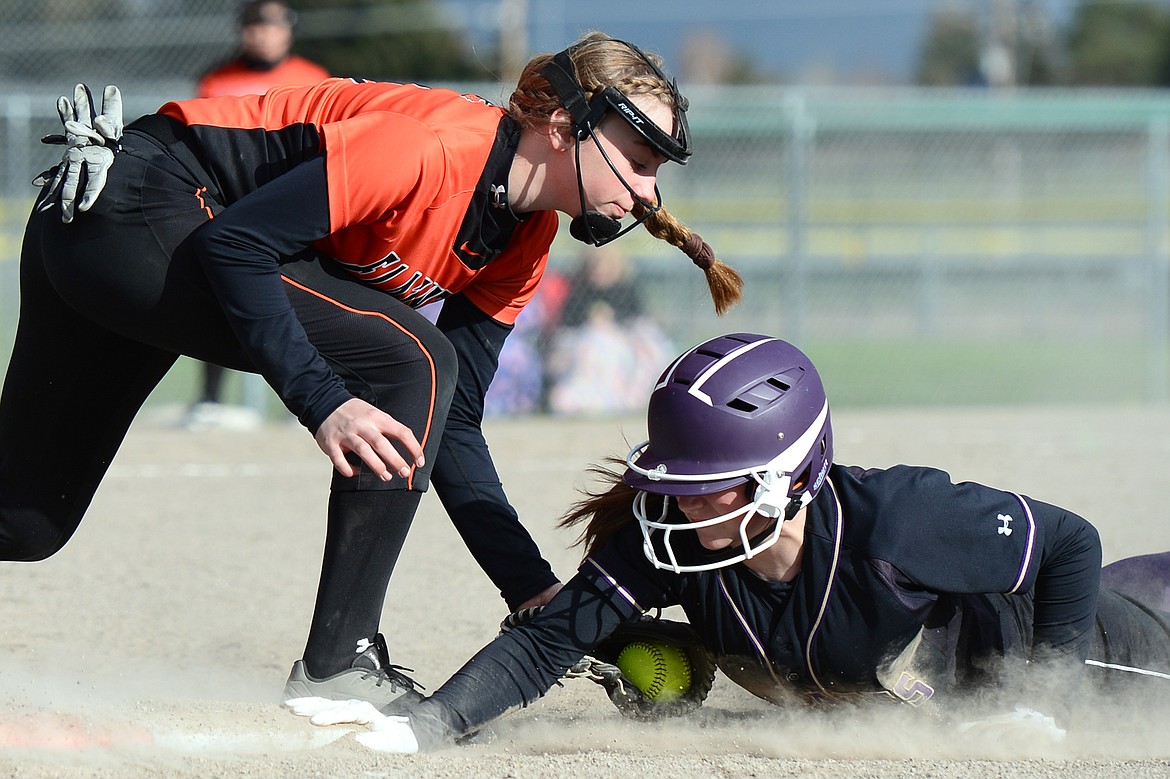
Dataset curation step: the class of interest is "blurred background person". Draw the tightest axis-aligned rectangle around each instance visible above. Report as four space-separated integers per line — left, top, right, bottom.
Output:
547 245 674 416
482 270 568 417
183 0 330 431
197 0 329 101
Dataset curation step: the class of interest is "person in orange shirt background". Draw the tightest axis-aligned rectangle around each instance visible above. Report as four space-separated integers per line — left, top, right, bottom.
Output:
185 0 330 431
199 0 328 100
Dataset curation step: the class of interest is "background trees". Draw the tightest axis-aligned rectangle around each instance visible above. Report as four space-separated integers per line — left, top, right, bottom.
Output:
916 0 1170 88
291 0 492 82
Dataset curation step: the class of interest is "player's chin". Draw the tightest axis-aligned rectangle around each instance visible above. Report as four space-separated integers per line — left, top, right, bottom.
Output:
696 536 737 552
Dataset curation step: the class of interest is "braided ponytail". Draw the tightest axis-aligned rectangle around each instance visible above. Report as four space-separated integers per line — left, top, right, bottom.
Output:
635 203 743 315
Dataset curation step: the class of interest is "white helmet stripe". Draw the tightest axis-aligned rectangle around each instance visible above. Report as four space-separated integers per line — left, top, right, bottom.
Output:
652 350 691 393
763 398 830 476
686 337 777 407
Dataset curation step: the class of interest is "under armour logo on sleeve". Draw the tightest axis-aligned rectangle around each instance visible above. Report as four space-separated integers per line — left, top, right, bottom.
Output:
997 513 1013 536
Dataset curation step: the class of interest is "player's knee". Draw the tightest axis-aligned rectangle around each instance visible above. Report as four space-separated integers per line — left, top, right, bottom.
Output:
0 506 72 561
385 325 456 412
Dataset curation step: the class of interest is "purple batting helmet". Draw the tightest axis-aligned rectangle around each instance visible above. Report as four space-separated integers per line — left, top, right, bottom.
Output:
624 333 833 572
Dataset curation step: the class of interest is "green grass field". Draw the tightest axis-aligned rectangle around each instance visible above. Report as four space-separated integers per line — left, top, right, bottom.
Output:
142 339 1167 417
810 339 1158 408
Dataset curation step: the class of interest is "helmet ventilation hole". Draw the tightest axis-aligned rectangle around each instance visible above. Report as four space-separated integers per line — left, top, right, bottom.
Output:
767 377 791 392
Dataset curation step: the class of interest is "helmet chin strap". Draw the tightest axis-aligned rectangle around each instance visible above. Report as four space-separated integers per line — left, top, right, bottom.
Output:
566 131 661 246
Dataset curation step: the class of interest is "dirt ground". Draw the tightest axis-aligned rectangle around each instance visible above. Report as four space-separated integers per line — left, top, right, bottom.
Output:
2 404 1170 778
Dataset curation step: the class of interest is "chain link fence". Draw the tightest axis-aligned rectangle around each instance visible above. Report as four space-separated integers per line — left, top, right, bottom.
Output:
0 0 487 88
1 1 1169 414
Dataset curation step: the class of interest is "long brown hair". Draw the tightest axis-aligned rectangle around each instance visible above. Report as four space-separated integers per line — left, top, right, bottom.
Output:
559 457 667 558
508 32 744 317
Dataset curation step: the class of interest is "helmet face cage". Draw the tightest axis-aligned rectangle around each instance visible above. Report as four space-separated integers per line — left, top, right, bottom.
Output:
633 488 786 574
624 334 834 574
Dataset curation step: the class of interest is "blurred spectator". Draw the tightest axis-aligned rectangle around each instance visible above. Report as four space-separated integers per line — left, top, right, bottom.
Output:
558 243 643 328
546 246 674 416
197 0 329 100
183 0 329 431
483 271 568 416
360 246 670 419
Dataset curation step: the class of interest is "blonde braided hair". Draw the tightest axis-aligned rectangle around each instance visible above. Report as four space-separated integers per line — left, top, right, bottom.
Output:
509 32 744 316
634 202 743 316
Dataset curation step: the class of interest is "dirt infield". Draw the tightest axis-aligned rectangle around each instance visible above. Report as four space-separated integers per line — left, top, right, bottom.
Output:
2 405 1170 778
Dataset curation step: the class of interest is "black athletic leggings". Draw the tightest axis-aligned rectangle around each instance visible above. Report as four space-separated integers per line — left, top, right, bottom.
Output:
0 131 456 673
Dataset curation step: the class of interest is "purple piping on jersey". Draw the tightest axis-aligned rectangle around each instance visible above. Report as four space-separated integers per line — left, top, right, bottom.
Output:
584 557 645 612
1006 493 1037 594
804 477 844 696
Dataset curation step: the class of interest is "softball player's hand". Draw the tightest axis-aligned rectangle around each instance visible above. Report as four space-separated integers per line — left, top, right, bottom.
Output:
288 696 454 753
315 398 425 480
287 698 421 752
33 83 123 223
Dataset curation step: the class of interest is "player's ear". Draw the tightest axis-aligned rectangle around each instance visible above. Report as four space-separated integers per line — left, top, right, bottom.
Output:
546 108 575 152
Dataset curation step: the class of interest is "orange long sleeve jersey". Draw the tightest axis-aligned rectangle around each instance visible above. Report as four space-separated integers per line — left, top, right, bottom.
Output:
161 78 558 327
148 79 562 603
152 78 556 430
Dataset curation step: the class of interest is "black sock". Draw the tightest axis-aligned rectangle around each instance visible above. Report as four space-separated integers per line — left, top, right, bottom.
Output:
301 489 421 677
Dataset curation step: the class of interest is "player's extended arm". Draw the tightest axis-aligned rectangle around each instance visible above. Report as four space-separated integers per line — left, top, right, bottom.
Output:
191 155 422 477
291 570 640 751
430 295 561 610
429 574 634 734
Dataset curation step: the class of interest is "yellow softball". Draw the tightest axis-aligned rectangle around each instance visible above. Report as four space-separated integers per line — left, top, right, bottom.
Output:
615 640 693 702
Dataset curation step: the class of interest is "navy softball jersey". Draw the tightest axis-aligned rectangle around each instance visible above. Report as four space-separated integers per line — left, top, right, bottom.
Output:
414 464 1170 737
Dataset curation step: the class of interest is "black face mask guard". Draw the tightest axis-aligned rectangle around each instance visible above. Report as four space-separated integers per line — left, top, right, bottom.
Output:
567 129 663 245
539 41 691 246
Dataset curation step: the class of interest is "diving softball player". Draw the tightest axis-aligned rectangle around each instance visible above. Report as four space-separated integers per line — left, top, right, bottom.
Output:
0 34 741 710
296 334 1170 752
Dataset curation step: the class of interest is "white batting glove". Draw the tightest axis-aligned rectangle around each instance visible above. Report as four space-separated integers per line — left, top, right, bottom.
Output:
354 716 420 754
285 696 384 726
285 696 421 753
33 83 124 223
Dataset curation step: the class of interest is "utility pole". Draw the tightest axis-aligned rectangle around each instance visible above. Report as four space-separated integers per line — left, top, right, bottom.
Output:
981 0 1017 88
499 0 528 83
